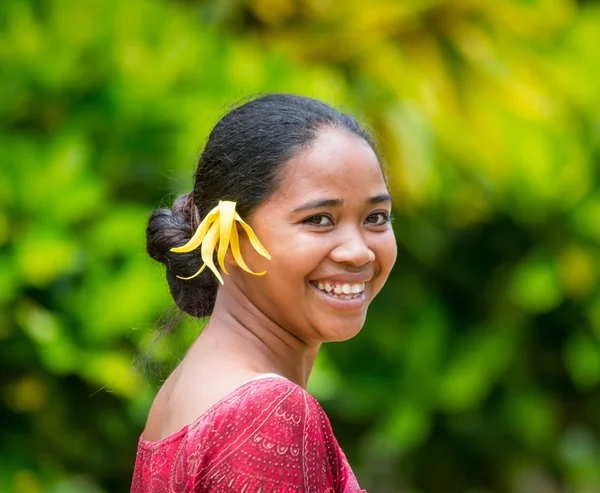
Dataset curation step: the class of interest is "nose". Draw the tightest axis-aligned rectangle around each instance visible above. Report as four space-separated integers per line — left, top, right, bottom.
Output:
329 227 376 267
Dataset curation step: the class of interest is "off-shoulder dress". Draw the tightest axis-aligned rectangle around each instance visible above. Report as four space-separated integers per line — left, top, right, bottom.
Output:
130 375 365 493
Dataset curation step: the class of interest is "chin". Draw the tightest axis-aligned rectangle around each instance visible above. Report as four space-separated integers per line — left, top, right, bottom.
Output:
320 320 365 342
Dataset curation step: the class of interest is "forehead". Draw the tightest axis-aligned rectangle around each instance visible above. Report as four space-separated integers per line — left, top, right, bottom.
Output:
273 128 386 202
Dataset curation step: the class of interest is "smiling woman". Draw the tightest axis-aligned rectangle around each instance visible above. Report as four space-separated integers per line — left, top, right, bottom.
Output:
133 94 397 492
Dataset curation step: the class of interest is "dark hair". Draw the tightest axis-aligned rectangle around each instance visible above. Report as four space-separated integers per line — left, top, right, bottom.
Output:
146 93 378 318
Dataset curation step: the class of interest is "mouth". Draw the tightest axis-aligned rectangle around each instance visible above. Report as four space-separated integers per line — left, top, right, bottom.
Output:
309 280 366 301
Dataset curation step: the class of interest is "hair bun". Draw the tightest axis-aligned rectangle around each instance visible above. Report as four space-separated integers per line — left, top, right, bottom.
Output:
146 193 217 318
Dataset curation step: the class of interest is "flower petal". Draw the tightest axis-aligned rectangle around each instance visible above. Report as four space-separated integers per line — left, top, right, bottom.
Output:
201 221 223 284
230 223 267 276
234 213 271 260
170 205 219 253
170 201 270 283
175 263 207 281
216 201 236 275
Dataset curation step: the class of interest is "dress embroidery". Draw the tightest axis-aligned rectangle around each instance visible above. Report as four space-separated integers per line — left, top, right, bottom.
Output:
131 377 365 492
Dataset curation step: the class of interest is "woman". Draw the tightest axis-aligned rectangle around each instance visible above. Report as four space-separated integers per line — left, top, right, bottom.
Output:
132 94 397 492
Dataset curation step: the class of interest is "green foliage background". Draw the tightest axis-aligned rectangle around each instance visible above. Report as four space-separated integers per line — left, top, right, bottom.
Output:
1 0 600 491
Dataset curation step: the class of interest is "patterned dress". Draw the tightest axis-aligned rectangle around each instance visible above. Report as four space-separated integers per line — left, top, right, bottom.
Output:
130 376 365 492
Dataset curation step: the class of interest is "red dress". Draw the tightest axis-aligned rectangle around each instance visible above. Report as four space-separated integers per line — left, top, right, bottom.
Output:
131 376 365 492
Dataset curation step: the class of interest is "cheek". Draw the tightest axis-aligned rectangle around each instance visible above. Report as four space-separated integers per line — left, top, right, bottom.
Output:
270 234 328 271
374 233 398 276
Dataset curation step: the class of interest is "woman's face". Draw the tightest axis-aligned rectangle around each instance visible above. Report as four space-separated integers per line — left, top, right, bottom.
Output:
236 127 397 343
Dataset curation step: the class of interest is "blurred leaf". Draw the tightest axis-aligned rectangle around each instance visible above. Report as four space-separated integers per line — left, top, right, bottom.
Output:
508 250 562 314
438 325 515 412
79 350 141 398
11 470 42 493
563 330 600 390
505 390 558 450
15 300 79 374
3 374 47 413
47 476 106 493
557 243 597 300
14 225 79 288
377 400 431 453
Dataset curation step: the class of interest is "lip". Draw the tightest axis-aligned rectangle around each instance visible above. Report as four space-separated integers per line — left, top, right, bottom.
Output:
308 280 368 311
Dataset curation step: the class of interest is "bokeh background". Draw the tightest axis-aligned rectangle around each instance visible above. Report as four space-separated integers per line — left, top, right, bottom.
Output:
2 0 600 491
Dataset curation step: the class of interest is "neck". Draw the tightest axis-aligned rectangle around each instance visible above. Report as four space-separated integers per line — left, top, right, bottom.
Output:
190 282 320 389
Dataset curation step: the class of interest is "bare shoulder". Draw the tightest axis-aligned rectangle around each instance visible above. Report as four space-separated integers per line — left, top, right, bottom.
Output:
142 365 267 442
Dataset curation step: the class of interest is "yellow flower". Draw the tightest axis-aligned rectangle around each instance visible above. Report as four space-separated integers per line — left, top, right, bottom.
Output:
170 201 271 284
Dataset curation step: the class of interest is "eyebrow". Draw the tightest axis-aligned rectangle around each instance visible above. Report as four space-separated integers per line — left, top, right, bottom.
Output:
292 193 392 212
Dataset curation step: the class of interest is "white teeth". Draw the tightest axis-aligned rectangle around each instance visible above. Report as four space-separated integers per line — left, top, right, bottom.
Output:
314 281 366 297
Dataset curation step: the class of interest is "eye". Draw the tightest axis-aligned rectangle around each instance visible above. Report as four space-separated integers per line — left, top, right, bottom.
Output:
303 214 333 227
365 212 390 226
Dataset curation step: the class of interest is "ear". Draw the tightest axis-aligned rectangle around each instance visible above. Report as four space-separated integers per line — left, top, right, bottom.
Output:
223 247 237 270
